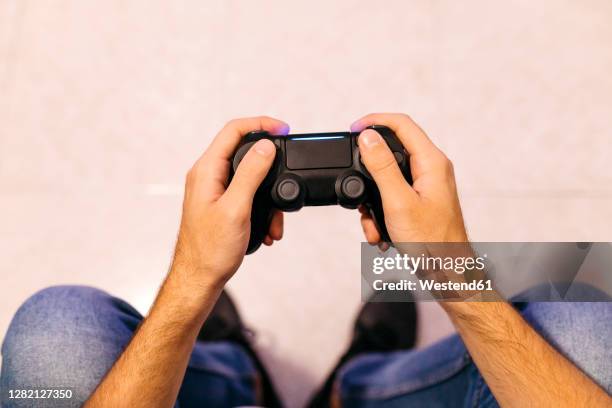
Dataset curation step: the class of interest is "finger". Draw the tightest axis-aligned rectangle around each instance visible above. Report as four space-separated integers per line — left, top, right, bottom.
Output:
358 129 417 203
361 212 381 244
352 113 445 178
206 116 289 162
268 210 284 240
188 116 289 203
263 235 274 246
222 139 276 208
351 113 438 158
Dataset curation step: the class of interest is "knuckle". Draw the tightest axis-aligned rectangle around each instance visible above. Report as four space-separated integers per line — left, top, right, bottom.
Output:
440 155 455 177
392 113 412 126
224 118 242 130
186 165 199 184
370 156 398 175
446 158 455 174
187 161 207 180
220 205 248 224
385 198 408 215
397 113 412 121
186 169 194 184
362 113 382 124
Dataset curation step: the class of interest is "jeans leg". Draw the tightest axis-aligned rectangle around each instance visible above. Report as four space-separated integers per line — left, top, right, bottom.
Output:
336 293 612 407
1 286 142 407
336 335 473 408
519 301 612 392
0 286 258 408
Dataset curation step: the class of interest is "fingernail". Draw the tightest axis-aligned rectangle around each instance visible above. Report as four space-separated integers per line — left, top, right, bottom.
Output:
359 129 381 148
350 120 364 132
278 123 290 135
254 139 275 156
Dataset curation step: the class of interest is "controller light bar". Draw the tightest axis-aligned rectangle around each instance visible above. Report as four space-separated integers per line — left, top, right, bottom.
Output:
289 136 345 141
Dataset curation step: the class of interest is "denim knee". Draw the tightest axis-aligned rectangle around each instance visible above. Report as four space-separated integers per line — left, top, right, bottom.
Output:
1 286 142 407
521 300 612 392
336 293 612 407
336 335 472 406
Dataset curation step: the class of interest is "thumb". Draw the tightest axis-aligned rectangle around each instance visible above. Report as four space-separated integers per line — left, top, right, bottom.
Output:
359 129 416 203
223 139 276 208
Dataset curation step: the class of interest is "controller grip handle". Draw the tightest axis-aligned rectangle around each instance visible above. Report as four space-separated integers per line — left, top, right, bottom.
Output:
362 125 412 245
246 191 274 254
366 190 392 243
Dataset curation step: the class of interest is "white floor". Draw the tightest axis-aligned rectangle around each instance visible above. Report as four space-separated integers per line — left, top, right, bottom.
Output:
1 1 611 407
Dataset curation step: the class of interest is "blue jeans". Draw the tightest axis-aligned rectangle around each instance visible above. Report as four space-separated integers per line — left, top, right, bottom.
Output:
1 286 611 407
1 286 258 408
335 299 612 407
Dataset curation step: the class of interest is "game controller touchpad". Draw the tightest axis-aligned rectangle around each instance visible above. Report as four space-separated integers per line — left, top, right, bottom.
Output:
286 135 352 170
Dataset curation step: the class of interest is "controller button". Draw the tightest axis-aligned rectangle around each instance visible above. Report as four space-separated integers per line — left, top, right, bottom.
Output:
393 151 404 164
341 175 365 199
277 179 300 202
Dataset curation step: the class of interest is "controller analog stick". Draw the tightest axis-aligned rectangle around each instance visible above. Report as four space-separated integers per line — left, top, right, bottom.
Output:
271 175 305 211
336 173 366 209
277 179 300 202
341 175 365 200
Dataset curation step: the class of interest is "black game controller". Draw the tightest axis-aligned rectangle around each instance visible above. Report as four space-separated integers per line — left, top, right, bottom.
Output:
230 125 412 254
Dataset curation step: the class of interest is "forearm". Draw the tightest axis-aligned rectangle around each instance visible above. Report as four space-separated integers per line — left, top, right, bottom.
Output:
443 301 610 407
82 117 284 407
84 264 223 408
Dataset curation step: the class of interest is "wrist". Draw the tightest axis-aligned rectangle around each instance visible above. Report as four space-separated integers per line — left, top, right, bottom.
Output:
172 236 237 289
171 245 229 287
441 297 507 325
155 262 226 325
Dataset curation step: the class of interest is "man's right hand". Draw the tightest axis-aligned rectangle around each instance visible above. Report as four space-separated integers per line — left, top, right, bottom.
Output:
351 113 468 244
85 117 290 408
174 116 289 293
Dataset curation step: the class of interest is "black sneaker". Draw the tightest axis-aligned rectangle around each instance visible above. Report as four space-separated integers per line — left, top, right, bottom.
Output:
198 290 283 408
307 294 418 408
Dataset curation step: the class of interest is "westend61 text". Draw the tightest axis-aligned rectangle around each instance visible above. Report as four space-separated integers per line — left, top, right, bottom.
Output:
373 279 494 292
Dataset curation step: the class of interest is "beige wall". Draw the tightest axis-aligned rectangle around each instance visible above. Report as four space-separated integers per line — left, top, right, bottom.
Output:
1 1 611 406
